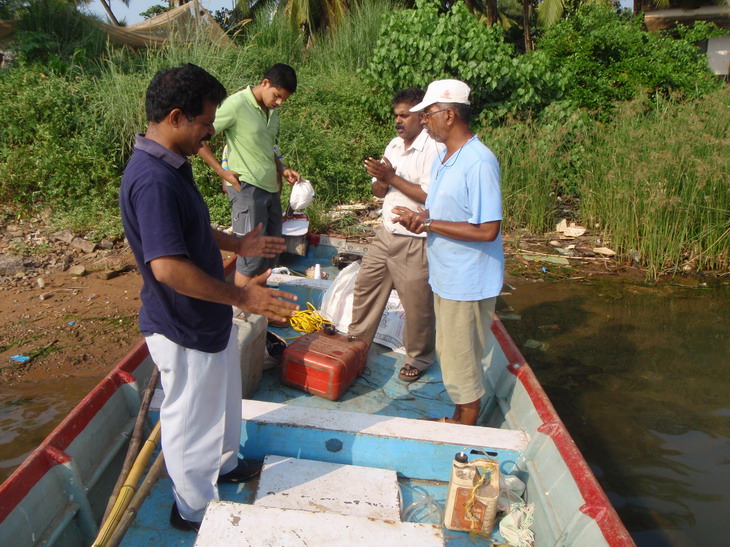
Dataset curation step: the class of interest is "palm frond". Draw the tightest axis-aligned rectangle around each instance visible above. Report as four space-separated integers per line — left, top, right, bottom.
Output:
537 0 566 26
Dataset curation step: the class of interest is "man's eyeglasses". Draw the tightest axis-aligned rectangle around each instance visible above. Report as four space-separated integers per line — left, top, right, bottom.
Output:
419 108 449 122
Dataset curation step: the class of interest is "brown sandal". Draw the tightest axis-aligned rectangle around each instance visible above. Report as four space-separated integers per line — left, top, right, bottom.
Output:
398 364 423 382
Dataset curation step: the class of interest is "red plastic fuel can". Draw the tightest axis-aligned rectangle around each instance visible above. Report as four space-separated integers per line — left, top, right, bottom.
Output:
280 331 369 401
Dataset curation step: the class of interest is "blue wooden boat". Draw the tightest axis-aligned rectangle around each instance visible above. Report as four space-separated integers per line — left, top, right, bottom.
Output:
0 235 634 546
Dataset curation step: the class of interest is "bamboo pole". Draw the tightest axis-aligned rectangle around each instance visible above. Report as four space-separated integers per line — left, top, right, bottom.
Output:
103 367 160 522
106 450 166 547
93 421 161 547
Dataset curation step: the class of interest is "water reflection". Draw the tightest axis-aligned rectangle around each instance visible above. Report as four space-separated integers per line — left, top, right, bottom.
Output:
0 377 102 483
500 277 730 546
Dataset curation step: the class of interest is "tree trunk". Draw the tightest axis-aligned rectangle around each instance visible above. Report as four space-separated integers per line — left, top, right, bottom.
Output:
522 0 533 52
98 0 120 26
486 0 498 26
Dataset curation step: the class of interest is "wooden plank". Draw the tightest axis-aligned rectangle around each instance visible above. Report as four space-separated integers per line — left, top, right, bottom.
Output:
240 401 526 482
242 400 528 453
195 501 443 546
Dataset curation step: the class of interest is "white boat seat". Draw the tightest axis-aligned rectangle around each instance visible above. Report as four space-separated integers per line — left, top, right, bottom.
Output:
254 455 402 521
194 501 443 546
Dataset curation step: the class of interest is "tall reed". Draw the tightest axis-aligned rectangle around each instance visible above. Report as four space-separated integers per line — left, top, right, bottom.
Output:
239 2 305 72
307 0 397 74
488 122 564 237
90 28 258 162
578 88 730 277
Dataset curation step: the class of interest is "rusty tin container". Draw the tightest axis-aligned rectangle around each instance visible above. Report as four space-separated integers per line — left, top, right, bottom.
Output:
280 331 368 401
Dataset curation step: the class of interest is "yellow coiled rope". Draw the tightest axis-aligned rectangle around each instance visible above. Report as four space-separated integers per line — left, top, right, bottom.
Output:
289 302 333 333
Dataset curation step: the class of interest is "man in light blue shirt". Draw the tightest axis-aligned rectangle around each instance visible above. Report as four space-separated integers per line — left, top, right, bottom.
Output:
392 79 504 425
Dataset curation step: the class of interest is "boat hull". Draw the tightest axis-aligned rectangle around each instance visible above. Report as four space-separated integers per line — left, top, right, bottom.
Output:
0 239 633 546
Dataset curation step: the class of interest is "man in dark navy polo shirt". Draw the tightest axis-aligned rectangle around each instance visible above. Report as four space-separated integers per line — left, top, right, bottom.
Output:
119 64 298 532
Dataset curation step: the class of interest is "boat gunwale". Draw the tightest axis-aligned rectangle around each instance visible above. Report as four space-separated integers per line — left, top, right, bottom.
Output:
492 317 634 545
0 340 150 523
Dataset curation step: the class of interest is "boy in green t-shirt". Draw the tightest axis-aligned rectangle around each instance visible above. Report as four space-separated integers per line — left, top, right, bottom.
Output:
199 64 300 287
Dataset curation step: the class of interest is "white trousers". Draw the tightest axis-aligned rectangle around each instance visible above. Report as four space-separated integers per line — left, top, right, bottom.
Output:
146 327 242 522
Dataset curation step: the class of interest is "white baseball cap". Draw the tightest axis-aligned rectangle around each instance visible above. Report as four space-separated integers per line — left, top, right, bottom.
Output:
409 79 471 112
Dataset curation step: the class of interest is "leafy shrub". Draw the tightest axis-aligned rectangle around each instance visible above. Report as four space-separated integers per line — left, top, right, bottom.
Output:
362 0 565 123
0 69 119 208
12 0 107 69
536 3 721 118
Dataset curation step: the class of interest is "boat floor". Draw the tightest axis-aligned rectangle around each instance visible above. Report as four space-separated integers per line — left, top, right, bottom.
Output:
121 335 502 546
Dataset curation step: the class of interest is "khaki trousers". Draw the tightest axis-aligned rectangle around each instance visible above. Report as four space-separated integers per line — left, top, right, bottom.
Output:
434 295 496 404
348 228 435 371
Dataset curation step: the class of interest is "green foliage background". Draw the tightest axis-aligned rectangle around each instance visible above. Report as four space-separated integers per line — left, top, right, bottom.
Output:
0 0 727 276
363 0 565 124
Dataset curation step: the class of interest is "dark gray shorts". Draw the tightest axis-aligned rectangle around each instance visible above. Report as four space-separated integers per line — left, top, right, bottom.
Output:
226 182 283 277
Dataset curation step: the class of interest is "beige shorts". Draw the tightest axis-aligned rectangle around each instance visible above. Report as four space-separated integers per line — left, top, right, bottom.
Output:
434 295 496 405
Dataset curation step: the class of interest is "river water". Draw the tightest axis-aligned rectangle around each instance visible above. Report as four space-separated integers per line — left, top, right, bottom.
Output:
499 275 730 546
1 275 728 545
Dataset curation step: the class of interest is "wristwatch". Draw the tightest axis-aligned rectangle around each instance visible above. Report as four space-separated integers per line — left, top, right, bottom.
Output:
422 218 433 232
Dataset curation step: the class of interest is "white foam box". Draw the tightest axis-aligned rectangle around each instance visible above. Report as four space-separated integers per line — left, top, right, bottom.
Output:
282 215 309 256
270 276 332 309
233 311 267 398
253 455 401 521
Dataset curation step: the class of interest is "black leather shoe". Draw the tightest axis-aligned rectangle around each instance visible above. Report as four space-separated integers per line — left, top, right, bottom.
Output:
218 458 263 483
170 502 201 532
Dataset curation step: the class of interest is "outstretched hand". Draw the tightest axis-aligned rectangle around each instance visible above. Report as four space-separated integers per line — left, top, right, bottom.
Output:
236 269 299 322
237 223 287 258
391 205 429 234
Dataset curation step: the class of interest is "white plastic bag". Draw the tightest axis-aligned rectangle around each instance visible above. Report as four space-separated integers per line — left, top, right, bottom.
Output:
289 179 315 211
498 474 527 512
319 262 406 353
319 261 360 332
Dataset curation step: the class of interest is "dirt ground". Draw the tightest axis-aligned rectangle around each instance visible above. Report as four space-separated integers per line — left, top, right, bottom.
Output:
0 225 144 384
0 208 647 385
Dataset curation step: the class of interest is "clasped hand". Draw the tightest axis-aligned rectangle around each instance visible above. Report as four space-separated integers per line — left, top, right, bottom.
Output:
364 156 396 183
391 205 429 234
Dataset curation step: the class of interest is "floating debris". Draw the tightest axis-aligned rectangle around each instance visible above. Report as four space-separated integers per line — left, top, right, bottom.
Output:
524 339 549 351
497 312 522 321
556 219 586 238
592 247 616 257
521 253 570 266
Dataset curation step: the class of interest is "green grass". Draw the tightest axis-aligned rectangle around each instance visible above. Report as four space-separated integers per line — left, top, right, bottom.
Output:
0 0 727 279
306 0 396 74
